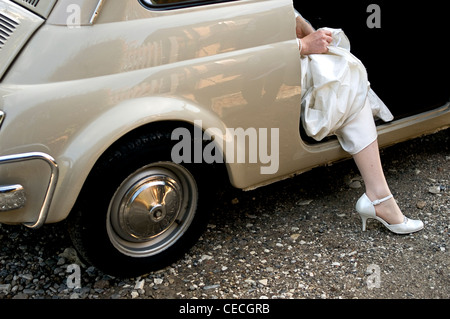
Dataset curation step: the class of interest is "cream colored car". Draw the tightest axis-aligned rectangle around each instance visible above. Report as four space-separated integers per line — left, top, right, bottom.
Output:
0 0 448 276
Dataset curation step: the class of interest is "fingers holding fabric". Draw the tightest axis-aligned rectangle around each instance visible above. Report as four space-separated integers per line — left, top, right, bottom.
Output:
299 29 333 55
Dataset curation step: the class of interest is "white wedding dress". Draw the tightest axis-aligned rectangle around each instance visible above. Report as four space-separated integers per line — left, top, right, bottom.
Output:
298 27 394 154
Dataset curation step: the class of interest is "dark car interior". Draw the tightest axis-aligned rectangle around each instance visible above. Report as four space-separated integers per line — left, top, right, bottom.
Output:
293 0 449 120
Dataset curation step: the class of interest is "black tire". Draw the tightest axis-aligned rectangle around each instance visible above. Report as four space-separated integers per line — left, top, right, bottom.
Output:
67 124 220 277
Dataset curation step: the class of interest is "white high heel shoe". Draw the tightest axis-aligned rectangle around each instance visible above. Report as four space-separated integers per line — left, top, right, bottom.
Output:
356 193 424 234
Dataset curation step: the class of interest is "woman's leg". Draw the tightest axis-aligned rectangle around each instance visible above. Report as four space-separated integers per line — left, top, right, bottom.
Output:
352 140 405 225
336 102 405 225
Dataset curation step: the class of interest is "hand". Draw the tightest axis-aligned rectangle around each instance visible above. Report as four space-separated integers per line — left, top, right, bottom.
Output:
299 29 333 55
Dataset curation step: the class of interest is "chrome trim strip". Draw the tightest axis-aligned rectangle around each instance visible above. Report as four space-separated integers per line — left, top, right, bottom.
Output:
0 152 59 229
0 111 4 129
90 0 105 24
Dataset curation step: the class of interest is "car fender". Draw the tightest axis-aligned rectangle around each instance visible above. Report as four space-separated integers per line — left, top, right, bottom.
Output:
47 95 231 223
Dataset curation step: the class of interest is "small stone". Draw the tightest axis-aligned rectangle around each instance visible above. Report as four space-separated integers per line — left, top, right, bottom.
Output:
70 292 80 299
297 199 313 206
349 181 362 189
199 255 213 262
22 289 35 294
259 279 268 286
134 279 145 290
20 274 33 281
131 291 139 299
0 284 11 294
416 201 427 209
12 293 28 299
203 284 220 290
154 278 163 285
231 198 239 204
428 186 441 194
346 175 363 188
290 234 301 241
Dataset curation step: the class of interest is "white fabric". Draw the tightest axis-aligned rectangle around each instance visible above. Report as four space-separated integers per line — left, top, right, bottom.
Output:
299 28 393 151
335 100 377 154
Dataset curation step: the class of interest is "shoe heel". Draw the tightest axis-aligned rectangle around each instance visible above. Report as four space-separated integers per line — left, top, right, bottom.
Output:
360 215 369 231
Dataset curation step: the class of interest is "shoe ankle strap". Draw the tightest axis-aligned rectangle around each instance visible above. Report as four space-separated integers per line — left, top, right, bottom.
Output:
371 194 393 206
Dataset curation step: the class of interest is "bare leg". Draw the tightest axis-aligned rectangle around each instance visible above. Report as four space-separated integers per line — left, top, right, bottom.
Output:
352 140 405 224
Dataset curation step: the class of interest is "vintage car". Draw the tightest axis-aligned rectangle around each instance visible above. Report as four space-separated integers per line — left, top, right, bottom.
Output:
0 0 448 277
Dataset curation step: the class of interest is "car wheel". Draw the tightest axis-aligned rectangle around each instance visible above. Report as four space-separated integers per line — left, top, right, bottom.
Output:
68 127 217 277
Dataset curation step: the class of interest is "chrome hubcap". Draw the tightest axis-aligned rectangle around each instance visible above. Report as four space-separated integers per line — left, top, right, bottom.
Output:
107 162 197 257
115 176 181 242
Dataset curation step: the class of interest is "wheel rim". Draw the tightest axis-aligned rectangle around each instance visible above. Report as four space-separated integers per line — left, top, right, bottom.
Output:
106 162 198 258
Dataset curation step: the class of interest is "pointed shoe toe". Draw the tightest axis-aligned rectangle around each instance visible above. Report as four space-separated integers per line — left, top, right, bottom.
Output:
387 217 424 235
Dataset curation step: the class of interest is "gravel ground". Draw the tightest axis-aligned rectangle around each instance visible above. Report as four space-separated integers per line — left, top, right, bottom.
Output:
0 129 448 300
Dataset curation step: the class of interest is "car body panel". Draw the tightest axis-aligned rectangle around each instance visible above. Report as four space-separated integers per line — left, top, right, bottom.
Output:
0 0 448 226
0 0 44 78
